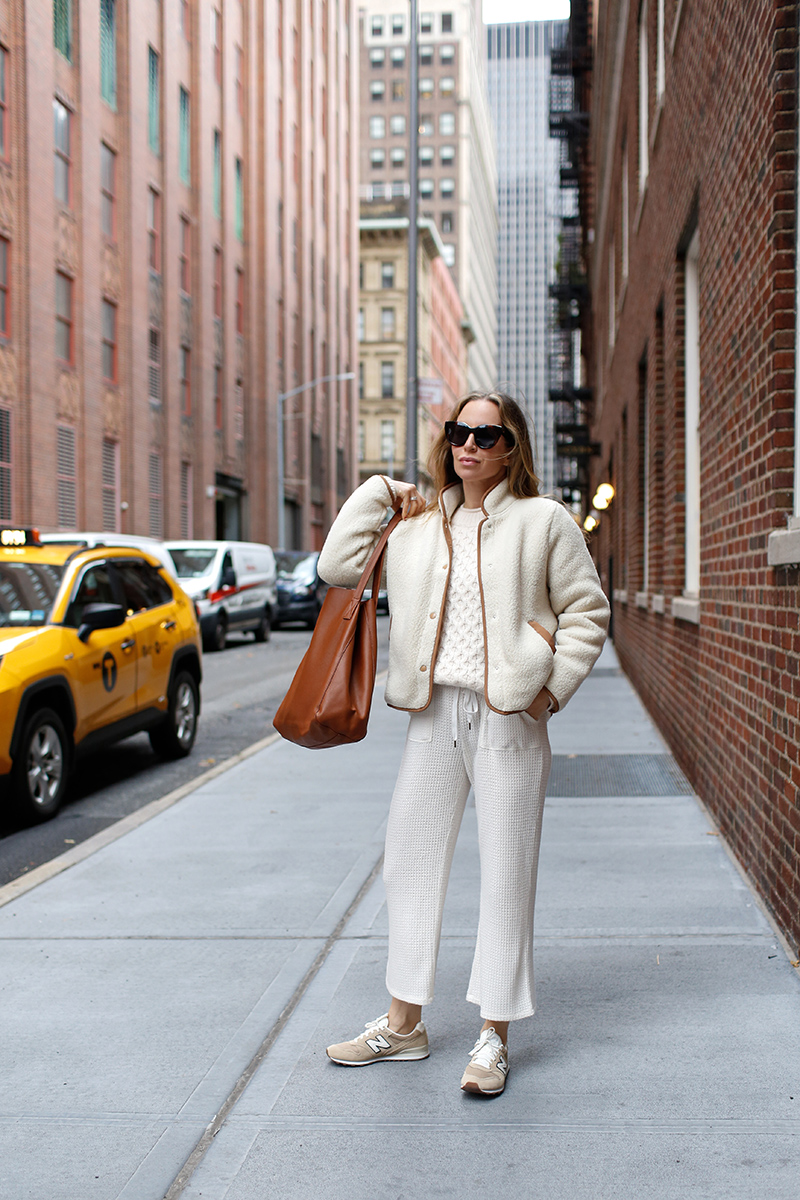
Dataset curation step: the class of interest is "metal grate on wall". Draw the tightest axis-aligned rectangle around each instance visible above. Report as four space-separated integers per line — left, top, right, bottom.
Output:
547 754 692 797
57 425 76 528
148 452 163 538
102 439 118 532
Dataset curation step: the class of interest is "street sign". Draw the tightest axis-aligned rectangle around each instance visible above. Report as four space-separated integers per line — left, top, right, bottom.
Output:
417 377 443 409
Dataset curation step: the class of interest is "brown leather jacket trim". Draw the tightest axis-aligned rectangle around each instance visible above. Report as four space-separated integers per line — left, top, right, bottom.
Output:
529 620 556 653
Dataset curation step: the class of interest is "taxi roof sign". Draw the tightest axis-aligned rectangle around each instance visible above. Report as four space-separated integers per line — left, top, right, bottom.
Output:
1 528 42 547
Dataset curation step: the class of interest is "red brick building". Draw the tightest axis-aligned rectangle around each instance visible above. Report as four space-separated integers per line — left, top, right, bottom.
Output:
0 0 357 550
576 0 800 952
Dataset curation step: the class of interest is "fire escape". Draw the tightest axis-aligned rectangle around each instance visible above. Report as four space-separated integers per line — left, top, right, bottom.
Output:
548 2 597 510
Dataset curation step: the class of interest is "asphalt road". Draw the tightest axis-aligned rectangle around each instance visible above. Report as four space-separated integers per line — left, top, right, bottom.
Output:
0 618 391 889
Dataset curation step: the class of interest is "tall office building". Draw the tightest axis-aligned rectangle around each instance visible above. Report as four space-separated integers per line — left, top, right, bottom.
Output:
487 20 567 492
0 0 357 551
359 0 498 393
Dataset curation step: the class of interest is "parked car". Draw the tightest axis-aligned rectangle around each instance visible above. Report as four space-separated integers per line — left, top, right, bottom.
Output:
40 532 179 579
165 540 277 651
0 528 202 822
274 551 328 629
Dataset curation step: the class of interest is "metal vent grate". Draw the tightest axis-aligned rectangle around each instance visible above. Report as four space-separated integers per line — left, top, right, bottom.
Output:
547 754 692 797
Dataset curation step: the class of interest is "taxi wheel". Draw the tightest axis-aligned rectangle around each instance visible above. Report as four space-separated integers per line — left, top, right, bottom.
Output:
12 708 71 822
253 609 271 642
149 671 199 760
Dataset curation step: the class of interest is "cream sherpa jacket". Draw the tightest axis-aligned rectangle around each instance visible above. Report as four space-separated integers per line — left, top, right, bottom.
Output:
318 474 610 714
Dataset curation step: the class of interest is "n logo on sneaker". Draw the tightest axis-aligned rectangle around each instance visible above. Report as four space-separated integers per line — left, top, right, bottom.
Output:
497 1056 509 1074
366 1034 392 1054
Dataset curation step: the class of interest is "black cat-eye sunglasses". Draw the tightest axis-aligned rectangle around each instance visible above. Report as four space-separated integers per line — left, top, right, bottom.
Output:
444 421 514 450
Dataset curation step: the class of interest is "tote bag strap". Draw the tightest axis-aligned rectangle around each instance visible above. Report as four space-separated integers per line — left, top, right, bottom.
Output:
345 510 403 615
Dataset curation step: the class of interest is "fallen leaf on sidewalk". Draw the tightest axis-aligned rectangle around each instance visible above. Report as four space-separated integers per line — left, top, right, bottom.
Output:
791 960 800 969
200 758 216 766
706 831 720 836
64 839 75 845
656 954 660 965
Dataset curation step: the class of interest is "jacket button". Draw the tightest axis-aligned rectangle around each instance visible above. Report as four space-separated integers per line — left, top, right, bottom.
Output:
420 664 427 672
429 612 436 618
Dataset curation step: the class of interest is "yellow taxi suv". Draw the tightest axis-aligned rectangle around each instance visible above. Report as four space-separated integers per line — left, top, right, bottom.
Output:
0 529 203 822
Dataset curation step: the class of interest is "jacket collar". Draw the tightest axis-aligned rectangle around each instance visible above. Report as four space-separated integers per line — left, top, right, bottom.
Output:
438 476 516 523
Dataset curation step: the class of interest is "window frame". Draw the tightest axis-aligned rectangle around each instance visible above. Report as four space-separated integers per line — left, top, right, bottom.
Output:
147 187 161 272
0 236 10 339
381 261 395 289
55 270 74 365
101 297 117 383
147 46 160 155
53 98 72 208
235 268 244 334
213 246 223 318
179 344 191 416
0 45 9 162
380 362 395 400
179 215 191 295
100 142 116 240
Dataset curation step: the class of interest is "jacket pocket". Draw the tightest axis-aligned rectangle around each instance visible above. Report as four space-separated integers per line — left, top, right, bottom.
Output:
406 706 434 743
528 620 556 653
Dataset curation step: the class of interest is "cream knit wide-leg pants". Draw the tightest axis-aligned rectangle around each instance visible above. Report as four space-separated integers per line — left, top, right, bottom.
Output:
383 684 551 1022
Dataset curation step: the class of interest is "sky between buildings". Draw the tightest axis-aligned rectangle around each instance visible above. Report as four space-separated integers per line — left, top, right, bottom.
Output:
483 0 570 22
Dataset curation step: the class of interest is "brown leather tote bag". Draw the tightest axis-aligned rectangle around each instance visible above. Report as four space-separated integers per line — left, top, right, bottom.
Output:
272 512 401 749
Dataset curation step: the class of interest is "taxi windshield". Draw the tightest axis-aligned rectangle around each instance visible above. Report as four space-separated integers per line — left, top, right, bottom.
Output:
168 548 218 578
0 562 64 627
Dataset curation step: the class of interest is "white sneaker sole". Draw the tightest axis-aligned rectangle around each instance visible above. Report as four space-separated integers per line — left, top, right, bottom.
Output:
326 1046 429 1066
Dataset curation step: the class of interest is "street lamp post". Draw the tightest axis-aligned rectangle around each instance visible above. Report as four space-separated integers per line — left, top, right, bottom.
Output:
406 0 419 485
276 372 355 550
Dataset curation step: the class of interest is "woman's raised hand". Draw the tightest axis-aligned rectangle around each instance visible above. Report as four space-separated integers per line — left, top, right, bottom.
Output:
391 480 427 521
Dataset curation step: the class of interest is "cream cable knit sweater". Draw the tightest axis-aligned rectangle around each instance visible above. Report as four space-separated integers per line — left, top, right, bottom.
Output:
433 506 484 691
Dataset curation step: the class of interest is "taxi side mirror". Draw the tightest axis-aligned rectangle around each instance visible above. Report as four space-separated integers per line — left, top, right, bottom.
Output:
77 602 126 643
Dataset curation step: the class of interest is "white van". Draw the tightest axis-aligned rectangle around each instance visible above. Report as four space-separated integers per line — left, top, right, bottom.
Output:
165 540 277 651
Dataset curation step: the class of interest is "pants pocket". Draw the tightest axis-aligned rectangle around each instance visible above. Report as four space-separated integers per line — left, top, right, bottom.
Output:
407 706 434 743
478 709 530 751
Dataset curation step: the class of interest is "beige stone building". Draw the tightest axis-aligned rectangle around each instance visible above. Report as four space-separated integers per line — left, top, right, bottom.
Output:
0 0 357 551
358 0 497 391
358 208 469 490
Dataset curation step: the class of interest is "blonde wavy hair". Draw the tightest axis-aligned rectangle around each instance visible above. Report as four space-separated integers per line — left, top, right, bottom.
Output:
426 391 541 501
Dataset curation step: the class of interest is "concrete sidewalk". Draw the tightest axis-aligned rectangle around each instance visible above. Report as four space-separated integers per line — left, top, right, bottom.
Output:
1 644 799 1199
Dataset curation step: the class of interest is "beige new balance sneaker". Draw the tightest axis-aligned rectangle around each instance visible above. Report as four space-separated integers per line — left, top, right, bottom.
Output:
460 1027 510 1095
326 1014 429 1066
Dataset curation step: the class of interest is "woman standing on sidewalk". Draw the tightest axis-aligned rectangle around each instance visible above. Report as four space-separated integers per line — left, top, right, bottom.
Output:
319 391 609 1095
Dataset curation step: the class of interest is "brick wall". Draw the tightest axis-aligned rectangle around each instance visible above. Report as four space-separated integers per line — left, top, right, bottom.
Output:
587 0 800 951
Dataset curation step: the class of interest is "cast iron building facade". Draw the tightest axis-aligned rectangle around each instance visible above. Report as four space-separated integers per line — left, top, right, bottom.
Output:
579 0 800 954
0 0 357 551
358 0 497 394
487 19 567 494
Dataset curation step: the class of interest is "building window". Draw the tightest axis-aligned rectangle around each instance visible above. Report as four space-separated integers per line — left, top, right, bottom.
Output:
420 13 433 35
440 43 455 62
148 452 163 538
439 112 455 136
0 46 9 161
440 144 455 165
212 8 222 84
389 115 406 135
392 15 404 36
369 116 386 138
101 298 117 381
358 419 365 460
381 261 395 288
54 0 72 61
179 86 191 184
181 0 191 39
214 365 223 429
440 76 455 96
441 211 454 234
53 99 71 207
639 1 649 192
370 47 385 66
440 177 455 198
57 425 76 528
236 268 244 334
370 79 385 100
0 406 10 520
441 12 453 33
381 307 395 339
180 461 192 537
683 230 701 598
392 80 405 101
357 308 364 341
419 45 433 66
381 362 394 399
371 16 384 36
213 129 221 217
148 328 161 402
419 178 434 198
419 145 434 164
442 244 456 267
380 417 395 459
179 346 191 415
213 247 223 317
390 47 405 66
55 271 73 363
148 47 160 154
370 148 386 168
0 236 9 337
148 188 161 271
419 78 434 98
100 0 117 109
390 147 406 166
419 115 434 136
179 216 190 294
358 363 364 400
102 439 119 532
100 143 116 239
235 157 244 241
